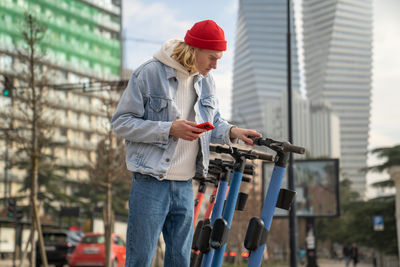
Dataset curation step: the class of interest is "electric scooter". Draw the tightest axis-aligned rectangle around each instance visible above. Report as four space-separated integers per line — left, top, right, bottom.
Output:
193 177 207 228
206 145 274 267
191 172 218 267
244 138 305 266
195 159 255 267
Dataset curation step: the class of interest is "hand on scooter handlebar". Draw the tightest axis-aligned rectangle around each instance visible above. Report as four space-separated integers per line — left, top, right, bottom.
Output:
229 127 262 146
251 137 306 154
209 145 274 162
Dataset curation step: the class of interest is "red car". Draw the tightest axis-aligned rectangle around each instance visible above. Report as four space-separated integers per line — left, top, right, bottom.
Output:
69 233 126 267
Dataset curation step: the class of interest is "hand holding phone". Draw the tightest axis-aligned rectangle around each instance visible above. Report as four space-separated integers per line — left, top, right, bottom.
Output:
193 122 215 133
196 122 215 131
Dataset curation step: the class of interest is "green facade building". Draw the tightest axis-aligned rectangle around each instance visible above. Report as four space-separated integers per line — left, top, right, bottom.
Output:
0 0 122 79
0 0 124 246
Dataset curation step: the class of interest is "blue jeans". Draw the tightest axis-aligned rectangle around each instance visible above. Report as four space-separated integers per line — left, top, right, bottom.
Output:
125 173 194 267
345 255 351 267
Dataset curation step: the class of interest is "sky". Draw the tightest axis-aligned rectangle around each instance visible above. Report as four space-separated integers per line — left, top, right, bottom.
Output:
121 0 400 197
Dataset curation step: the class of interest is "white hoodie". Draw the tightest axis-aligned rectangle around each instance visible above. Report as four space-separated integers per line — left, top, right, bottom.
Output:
154 39 199 181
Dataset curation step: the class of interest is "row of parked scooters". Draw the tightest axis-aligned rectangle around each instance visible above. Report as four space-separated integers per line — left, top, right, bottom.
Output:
190 137 305 267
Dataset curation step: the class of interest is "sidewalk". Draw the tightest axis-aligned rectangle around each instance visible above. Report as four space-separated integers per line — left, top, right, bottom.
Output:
0 258 374 267
310 258 373 267
0 258 30 267
271 258 373 267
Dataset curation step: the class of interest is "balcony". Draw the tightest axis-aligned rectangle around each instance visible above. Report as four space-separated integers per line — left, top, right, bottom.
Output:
79 0 121 16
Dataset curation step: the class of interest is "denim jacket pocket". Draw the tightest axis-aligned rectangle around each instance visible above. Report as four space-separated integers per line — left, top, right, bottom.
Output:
147 97 169 121
200 96 216 122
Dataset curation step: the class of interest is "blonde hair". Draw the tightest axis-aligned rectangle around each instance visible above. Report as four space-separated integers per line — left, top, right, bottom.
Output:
171 41 198 73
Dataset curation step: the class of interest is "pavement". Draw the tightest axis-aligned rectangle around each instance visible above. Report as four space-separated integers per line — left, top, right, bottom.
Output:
0 258 374 267
0 258 30 267
271 259 374 267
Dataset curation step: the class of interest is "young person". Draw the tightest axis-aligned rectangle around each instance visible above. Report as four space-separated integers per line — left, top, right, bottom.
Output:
111 20 261 266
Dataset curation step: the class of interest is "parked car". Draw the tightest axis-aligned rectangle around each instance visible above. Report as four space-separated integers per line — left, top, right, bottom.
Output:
69 233 126 267
36 229 84 267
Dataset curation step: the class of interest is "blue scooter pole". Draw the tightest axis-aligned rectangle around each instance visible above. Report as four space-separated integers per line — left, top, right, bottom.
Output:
211 164 244 267
191 174 220 267
244 138 305 267
200 168 231 267
208 146 273 267
247 165 285 266
200 160 255 267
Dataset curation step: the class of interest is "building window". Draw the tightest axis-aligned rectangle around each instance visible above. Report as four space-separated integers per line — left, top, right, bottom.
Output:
84 132 91 141
60 128 67 137
0 54 13 70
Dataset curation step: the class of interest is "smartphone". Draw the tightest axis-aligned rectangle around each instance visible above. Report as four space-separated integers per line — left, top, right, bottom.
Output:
195 122 215 132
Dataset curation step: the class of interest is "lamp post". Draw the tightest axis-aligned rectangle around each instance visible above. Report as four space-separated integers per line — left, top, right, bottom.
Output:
286 0 298 266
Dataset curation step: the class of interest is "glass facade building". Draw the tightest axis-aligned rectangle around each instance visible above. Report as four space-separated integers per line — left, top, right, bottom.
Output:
303 0 372 196
231 0 307 147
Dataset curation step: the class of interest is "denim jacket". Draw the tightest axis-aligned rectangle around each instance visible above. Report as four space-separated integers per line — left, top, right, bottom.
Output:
111 58 233 180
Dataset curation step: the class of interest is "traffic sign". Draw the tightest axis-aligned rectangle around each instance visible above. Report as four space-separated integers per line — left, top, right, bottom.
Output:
373 215 384 231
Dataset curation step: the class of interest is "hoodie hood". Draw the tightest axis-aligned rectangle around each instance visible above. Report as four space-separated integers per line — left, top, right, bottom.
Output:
154 39 198 76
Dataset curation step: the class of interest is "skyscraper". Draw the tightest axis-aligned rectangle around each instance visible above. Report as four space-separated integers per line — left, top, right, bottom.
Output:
232 0 304 145
303 0 372 196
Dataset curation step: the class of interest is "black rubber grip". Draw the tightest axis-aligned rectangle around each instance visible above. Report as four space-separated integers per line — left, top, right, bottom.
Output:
208 166 222 173
251 137 265 146
209 145 233 155
210 145 273 161
253 151 274 161
251 138 306 155
243 168 255 176
209 145 218 152
209 159 232 166
282 142 306 154
242 176 251 183
244 164 255 171
209 159 254 172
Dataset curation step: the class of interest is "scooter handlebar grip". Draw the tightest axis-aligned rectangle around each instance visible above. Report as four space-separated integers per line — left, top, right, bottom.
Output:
251 137 263 146
209 145 233 155
255 152 274 161
242 176 251 183
283 142 306 154
243 168 255 176
244 164 255 171
209 145 217 152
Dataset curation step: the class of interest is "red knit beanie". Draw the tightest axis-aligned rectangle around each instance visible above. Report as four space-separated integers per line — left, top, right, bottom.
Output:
184 20 227 51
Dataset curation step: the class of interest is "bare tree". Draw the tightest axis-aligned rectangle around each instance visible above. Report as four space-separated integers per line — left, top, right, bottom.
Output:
85 83 131 267
9 13 50 267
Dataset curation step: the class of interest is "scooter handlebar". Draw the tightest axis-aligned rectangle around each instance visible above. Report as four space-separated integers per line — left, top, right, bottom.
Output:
242 176 252 183
252 138 306 154
209 145 233 154
282 142 306 154
209 159 255 171
243 168 255 176
210 145 274 161
251 150 274 161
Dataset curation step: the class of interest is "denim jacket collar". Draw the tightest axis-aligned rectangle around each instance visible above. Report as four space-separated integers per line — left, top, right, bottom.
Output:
164 64 176 80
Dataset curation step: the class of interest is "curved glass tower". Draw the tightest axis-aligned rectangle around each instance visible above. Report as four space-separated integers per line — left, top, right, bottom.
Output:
303 0 372 196
232 0 302 143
